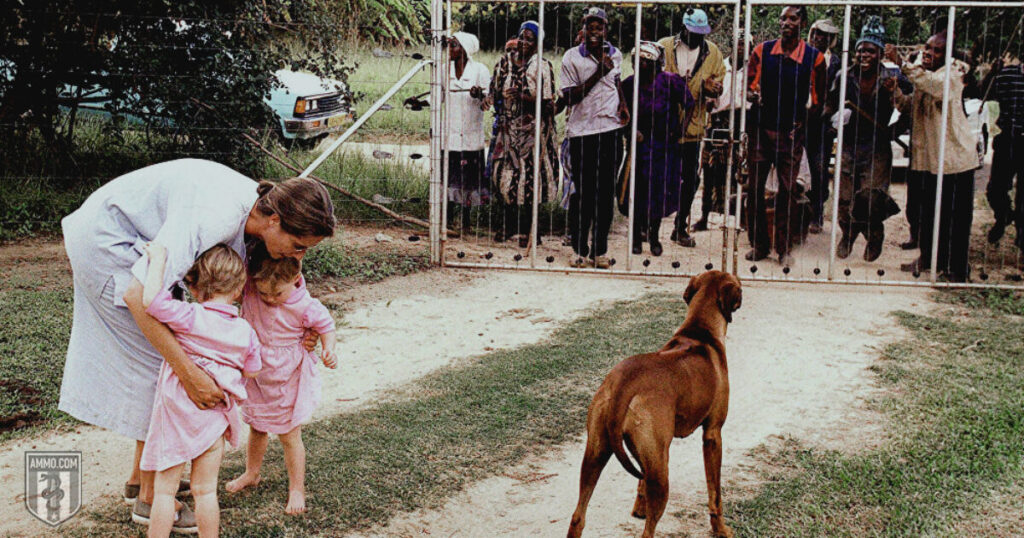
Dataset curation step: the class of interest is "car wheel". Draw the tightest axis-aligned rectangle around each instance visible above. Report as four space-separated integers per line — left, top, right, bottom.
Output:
282 134 324 152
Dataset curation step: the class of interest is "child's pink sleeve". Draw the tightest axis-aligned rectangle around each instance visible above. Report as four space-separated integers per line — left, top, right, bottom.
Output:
243 331 262 374
144 289 197 333
301 299 336 334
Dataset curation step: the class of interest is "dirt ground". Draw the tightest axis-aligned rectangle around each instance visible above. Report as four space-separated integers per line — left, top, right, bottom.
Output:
0 230 932 537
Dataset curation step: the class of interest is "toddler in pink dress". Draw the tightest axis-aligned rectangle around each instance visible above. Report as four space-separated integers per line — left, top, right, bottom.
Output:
226 254 337 515
139 243 261 538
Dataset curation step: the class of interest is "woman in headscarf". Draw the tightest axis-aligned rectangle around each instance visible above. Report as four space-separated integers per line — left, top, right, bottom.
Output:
620 41 695 256
486 20 559 248
444 31 490 231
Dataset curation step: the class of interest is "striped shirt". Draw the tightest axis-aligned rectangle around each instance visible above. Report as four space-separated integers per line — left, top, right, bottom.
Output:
992 64 1024 137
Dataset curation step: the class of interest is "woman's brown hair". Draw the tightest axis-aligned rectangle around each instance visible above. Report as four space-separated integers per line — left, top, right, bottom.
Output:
255 178 336 238
182 244 247 300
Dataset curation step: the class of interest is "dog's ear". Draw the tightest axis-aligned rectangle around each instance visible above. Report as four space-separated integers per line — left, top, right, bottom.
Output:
683 278 699 305
717 281 742 323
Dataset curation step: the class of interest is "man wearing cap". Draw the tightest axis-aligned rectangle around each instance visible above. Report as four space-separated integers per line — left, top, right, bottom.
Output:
746 5 827 266
658 7 725 247
561 6 630 269
805 18 842 233
826 16 911 262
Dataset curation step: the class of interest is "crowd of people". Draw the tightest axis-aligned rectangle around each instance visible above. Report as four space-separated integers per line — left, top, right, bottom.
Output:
442 5 1023 282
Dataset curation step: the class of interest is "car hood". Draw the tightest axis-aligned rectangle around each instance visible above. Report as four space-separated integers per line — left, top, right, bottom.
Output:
273 69 346 97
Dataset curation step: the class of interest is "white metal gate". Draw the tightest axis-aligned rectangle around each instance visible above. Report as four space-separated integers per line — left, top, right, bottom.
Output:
428 0 1024 288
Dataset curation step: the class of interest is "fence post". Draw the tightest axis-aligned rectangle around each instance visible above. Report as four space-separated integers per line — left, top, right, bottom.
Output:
827 5 852 281
430 0 445 265
929 7 957 284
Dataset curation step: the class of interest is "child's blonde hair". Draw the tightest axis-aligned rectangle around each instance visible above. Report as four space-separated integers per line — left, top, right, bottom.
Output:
182 244 246 299
250 253 301 288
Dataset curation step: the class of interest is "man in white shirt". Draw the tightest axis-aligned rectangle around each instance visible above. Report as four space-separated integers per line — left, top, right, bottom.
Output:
560 7 630 269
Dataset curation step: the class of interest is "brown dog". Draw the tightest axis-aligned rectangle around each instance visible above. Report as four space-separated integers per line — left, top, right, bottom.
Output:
567 270 742 538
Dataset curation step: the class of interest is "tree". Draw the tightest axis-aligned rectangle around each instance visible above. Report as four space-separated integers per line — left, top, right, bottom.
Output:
0 0 354 176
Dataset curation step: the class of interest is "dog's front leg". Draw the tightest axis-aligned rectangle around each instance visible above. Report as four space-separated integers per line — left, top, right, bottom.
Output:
702 427 733 538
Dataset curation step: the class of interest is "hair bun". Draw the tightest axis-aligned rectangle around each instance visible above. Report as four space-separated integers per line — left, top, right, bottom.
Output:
256 180 276 198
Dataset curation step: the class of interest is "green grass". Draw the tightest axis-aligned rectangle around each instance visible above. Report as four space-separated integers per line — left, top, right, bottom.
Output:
302 238 430 283
345 46 568 144
265 144 430 224
0 285 75 441
72 293 688 536
716 289 1024 537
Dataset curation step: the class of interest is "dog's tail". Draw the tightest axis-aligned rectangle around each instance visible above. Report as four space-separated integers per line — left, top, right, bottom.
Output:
608 422 644 480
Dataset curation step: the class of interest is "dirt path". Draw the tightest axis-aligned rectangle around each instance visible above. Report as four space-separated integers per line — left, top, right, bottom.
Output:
353 281 932 538
0 267 668 537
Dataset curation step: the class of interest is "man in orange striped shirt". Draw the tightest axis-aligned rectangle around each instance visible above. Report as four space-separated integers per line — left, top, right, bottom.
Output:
744 5 826 267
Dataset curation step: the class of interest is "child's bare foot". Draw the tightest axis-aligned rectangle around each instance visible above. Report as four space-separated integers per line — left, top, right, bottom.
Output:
285 489 306 515
225 472 261 493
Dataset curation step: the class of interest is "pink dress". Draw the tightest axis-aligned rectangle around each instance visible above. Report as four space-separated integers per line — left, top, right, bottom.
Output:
241 276 335 435
139 290 262 472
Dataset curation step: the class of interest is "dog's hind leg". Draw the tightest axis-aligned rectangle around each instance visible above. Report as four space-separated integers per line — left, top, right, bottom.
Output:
637 442 670 538
702 426 733 538
567 431 612 538
631 406 673 538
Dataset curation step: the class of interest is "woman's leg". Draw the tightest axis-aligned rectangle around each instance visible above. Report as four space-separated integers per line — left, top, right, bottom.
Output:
190 438 224 538
226 427 268 492
279 426 307 514
147 464 184 538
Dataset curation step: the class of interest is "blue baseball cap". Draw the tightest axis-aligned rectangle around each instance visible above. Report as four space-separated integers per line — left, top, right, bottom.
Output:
582 7 608 24
683 8 712 35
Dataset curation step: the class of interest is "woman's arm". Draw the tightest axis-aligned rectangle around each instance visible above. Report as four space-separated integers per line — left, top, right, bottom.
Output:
141 243 167 308
123 279 225 409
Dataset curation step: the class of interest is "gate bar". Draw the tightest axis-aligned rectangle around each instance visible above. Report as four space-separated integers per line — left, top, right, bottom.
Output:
529 1 547 267
299 59 432 179
827 5 852 281
748 1 1013 7
430 0 445 264
626 3 642 272
928 7 957 284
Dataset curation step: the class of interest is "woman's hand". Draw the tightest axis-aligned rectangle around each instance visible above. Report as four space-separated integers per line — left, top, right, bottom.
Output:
181 368 225 409
480 95 492 111
302 329 319 352
469 86 485 100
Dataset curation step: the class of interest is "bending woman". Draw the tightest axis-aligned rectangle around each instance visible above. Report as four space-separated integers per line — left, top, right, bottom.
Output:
58 158 335 531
